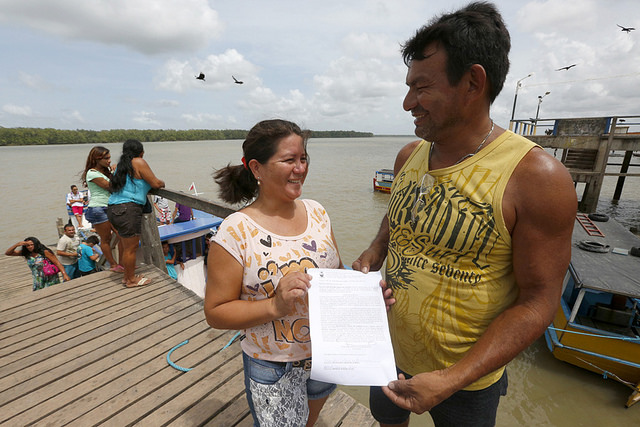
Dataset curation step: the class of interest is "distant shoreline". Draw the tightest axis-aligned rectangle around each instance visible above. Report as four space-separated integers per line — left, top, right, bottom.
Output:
0 127 382 146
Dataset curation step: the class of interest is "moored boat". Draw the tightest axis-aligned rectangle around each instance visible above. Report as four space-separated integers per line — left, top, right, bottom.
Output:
158 209 223 297
544 214 640 407
373 169 394 193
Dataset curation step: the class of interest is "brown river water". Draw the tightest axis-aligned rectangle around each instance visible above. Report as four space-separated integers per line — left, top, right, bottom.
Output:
1 138 638 425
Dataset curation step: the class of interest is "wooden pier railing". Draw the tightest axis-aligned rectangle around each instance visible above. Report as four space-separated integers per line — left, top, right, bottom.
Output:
141 188 236 272
511 115 640 213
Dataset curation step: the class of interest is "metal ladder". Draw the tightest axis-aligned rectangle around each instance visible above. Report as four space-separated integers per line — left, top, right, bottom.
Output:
576 213 605 237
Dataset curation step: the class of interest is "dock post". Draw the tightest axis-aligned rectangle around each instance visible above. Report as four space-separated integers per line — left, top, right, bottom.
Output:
56 218 64 238
141 196 168 273
581 117 618 213
613 150 633 201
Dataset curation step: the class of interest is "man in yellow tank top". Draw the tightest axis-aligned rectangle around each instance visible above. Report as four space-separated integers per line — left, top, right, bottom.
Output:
353 3 577 426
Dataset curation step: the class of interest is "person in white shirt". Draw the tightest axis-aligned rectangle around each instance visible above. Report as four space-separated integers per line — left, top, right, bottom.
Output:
66 185 85 228
56 223 81 279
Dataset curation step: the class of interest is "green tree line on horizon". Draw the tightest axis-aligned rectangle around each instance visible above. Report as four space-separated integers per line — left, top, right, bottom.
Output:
0 127 374 146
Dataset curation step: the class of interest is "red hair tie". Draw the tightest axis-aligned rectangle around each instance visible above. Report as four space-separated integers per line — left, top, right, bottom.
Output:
241 157 248 170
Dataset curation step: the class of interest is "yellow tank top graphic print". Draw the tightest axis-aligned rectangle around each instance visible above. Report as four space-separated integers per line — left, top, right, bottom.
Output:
386 131 537 390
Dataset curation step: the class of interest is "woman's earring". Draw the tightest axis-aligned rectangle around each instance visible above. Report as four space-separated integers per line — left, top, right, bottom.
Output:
256 177 261 186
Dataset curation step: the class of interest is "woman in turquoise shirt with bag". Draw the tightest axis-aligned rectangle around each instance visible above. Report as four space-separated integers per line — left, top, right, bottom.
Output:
108 139 165 288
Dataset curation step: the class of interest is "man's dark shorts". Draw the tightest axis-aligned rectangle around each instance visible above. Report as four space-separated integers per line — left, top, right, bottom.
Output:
107 202 143 238
370 369 508 427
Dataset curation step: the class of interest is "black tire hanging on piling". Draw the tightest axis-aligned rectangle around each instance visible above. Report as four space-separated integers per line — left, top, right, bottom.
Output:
588 213 609 222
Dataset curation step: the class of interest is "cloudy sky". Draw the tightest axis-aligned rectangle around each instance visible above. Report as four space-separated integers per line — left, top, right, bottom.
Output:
1 0 638 135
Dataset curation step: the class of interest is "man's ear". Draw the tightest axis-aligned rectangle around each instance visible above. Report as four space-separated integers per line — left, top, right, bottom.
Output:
466 64 488 101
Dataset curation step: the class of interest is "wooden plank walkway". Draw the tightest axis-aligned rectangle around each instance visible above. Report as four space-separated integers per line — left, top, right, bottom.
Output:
0 255 376 426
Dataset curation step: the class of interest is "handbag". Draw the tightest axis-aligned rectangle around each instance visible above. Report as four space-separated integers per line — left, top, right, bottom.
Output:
143 198 153 214
42 257 60 276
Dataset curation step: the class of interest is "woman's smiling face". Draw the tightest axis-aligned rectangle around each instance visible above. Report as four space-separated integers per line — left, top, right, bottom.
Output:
258 133 308 202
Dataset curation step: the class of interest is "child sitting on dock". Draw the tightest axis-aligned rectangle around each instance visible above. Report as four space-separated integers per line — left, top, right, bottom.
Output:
162 241 183 280
78 235 100 276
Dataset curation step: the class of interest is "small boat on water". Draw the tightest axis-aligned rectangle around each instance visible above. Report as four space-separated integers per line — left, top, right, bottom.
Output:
373 169 394 193
544 214 640 407
158 209 223 298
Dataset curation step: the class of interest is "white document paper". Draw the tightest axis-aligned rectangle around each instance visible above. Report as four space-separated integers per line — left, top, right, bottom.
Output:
307 268 397 386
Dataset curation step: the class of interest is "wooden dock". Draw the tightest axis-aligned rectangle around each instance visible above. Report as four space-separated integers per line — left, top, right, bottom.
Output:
515 116 640 213
0 255 376 426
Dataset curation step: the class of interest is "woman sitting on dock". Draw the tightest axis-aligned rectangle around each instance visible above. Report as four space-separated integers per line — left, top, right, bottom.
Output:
108 139 165 288
82 146 124 272
5 237 70 291
204 119 342 426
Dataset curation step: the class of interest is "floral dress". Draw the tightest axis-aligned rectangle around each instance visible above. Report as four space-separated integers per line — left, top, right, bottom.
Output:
27 254 61 291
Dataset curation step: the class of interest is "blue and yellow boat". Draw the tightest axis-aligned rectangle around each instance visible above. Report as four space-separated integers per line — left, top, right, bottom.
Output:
545 215 640 407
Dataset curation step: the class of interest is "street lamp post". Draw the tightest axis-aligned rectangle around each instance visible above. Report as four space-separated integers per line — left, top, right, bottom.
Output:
509 73 533 131
534 91 551 134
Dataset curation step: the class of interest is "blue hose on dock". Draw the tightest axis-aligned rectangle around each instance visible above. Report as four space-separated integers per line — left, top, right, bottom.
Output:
167 340 193 372
223 331 243 350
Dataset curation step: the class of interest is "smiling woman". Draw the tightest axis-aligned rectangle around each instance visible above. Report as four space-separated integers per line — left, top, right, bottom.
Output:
205 119 344 427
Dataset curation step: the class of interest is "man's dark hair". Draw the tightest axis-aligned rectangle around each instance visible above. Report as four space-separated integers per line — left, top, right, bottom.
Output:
402 1 510 103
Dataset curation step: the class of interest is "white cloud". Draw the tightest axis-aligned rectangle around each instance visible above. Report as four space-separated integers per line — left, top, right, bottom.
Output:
64 110 85 123
18 71 52 90
156 49 259 92
0 0 222 54
341 33 402 59
3 104 33 116
182 112 223 123
132 110 161 127
504 0 640 126
157 99 180 108
518 0 598 33
1 1 639 134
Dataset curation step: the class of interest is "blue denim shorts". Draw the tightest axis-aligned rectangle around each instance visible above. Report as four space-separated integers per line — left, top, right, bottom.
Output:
242 352 336 427
370 368 508 426
84 206 109 225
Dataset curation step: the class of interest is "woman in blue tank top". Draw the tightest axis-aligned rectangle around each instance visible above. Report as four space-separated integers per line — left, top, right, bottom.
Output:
108 139 165 288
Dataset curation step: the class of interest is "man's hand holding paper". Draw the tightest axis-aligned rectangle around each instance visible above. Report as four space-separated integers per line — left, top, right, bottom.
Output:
307 268 397 386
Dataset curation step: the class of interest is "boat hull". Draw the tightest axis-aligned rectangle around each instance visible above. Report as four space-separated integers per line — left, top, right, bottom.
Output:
545 303 640 385
545 216 640 406
373 169 394 193
373 178 392 193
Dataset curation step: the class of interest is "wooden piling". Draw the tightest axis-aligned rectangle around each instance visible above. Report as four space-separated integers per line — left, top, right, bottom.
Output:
522 116 640 213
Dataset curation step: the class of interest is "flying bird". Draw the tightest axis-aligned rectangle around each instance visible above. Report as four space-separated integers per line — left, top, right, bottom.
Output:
555 64 577 71
195 72 205 81
617 24 635 33
232 75 244 84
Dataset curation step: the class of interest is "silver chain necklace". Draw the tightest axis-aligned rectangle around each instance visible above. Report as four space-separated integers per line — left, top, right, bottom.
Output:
430 119 494 168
